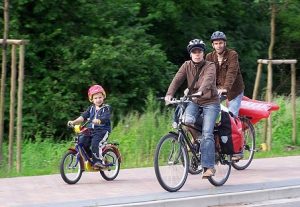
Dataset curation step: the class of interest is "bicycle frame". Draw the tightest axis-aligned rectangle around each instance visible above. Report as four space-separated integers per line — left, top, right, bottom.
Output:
178 128 199 159
171 97 203 163
66 136 94 171
68 133 121 172
169 96 229 164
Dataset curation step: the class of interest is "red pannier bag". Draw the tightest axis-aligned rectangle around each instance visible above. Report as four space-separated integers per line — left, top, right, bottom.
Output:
217 111 244 155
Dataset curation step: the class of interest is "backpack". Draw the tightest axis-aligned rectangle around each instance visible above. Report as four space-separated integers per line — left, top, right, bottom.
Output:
217 111 244 154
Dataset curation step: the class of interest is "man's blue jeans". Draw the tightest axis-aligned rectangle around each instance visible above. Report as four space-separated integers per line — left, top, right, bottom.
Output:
183 102 220 169
228 92 244 117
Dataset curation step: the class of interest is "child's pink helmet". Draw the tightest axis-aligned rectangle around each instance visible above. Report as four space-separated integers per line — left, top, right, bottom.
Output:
88 84 106 101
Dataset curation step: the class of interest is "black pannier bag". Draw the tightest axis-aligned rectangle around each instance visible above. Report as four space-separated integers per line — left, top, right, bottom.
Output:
217 110 244 155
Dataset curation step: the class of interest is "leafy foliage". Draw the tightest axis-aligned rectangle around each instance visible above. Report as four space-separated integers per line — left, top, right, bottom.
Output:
0 0 299 141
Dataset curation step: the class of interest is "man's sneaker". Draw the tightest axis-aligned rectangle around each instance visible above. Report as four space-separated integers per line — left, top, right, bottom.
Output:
202 168 216 179
232 153 244 161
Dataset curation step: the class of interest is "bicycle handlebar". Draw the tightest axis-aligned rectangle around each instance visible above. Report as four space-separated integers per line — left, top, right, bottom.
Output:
159 92 228 106
67 119 91 128
159 95 201 105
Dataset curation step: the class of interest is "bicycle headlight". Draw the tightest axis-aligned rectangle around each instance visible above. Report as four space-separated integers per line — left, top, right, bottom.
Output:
74 125 81 133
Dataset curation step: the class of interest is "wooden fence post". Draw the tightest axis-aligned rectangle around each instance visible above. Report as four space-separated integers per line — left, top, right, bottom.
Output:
8 44 17 170
252 62 263 100
254 59 297 150
16 44 25 173
266 61 273 151
291 63 297 144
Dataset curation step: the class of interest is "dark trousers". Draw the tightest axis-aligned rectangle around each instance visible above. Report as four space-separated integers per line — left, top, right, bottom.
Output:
79 130 107 162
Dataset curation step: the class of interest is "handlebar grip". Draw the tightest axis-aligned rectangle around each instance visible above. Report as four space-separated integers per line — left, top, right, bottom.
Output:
157 97 165 101
67 122 74 128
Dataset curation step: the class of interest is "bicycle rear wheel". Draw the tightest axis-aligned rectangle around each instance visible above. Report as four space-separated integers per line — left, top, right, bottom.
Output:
208 153 231 186
232 118 255 170
154 133 189 192
60 150 83 184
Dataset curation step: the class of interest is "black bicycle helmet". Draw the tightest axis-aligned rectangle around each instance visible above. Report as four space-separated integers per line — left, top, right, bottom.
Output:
187 39 206 53
210 31 227 42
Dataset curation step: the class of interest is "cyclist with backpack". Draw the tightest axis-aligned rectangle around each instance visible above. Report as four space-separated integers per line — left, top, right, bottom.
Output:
206 31 245 161
165 39 220 178
67 84 111 168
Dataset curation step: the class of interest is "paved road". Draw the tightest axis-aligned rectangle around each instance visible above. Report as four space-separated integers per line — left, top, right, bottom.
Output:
1 156 300 207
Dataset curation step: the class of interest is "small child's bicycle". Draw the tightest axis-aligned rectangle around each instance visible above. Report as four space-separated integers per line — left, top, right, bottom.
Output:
60 121 121 184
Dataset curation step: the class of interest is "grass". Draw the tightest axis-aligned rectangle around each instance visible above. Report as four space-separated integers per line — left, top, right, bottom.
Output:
0 95 299 178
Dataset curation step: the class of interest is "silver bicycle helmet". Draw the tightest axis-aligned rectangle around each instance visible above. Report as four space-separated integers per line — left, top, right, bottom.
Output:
210 31 227 42
187 39 206 53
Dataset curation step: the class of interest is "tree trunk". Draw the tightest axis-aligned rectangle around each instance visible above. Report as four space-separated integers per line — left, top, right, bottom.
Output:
291 63 297 144
266 2 276 151
16 45 25 173
8 45 17 170
0 0 10 163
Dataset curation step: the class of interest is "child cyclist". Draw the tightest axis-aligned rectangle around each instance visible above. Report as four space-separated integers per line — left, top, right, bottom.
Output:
67 84 111 168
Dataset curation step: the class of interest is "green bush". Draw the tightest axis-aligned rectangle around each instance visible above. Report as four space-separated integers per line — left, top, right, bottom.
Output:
110 93 172 168
254 96 300 156
0 137 71 178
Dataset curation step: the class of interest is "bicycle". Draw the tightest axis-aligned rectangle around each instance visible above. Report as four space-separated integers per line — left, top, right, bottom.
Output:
60 121 121 184
154 95 232 192
217 95 256 171
231 115 255 170
231 95 279 170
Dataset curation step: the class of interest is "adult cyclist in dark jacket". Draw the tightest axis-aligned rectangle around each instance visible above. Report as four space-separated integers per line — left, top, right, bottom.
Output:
165 39 220 178
206 31 245 161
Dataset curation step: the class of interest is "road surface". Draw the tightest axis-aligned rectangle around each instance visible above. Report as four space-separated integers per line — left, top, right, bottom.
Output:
1 156 300 207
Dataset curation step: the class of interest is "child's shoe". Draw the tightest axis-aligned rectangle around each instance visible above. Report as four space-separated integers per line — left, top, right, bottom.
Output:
93 161 105 168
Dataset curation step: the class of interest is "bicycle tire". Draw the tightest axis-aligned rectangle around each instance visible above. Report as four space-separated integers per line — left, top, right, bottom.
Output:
232 118 255 170
208 153 231 186
154 133 189 192
60 150 83 184
100 148 121 181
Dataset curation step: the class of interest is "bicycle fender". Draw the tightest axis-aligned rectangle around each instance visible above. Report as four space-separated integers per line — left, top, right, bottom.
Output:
169 131 179 136
103 144 122 163
67 148 77 153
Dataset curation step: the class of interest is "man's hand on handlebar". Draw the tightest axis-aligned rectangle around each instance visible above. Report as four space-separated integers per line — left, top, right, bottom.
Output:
191 91 202 101
183 88 189 96
217 88 227 95
67 121 74 127
192 91 203 97
164 95 173 105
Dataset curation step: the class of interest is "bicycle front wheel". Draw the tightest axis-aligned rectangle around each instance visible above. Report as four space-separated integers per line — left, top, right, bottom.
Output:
154 133 189 192
60 150 83 184
208 153 231 186
232 118 255 170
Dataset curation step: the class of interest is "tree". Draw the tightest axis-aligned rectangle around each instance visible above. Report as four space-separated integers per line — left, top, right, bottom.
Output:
2 0 176 140
0 0 9 164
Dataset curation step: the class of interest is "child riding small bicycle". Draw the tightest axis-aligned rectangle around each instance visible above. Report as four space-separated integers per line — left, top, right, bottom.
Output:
67 84 111 168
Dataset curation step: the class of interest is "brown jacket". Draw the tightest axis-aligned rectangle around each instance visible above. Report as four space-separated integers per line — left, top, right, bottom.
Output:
166 60 219 105
206 49 245 101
